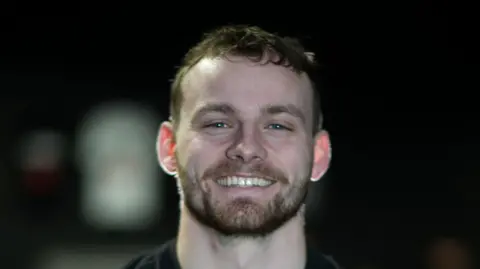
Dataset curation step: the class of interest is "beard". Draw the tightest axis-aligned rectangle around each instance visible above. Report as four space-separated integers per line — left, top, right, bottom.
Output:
176 158 311 238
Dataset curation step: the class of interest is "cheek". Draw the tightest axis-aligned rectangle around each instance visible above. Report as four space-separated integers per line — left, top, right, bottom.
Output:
183 138 224 172
268 139 311 164
278 150 312 183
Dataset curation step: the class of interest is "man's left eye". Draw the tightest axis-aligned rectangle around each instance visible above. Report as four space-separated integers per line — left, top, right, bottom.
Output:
267 124 291 131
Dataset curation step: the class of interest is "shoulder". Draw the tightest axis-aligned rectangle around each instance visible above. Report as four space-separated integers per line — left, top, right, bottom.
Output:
320 255 342 269
122 255 155 269
121 240 177 269
308 254 342 269
306 244 342 269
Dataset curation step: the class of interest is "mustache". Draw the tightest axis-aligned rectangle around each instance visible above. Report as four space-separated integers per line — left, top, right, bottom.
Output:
202 160 288 184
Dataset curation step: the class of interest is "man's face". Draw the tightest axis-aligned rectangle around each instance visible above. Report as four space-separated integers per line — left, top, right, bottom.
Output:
427 238 473 269
167 56 326 237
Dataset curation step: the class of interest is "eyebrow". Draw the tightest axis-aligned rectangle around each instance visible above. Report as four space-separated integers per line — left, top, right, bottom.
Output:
192 103 236 121
262 104 306 125
191 103 306 124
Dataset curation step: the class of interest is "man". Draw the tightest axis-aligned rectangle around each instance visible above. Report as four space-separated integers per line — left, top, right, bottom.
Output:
425 236 474 269
123 25 337 269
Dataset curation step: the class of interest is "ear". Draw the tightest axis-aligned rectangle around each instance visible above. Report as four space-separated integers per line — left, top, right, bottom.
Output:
310 130 331 182
156 121 177 176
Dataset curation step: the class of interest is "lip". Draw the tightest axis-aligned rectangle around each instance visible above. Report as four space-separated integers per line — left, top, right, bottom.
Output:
210 179 280 199
214 173 276 182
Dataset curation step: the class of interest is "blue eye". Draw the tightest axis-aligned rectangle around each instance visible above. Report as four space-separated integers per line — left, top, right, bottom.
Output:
268 124 290 130
205 122 229 128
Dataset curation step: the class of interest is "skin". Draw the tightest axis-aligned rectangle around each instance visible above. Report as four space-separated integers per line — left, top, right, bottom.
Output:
426 238 473 269
157 55 331 269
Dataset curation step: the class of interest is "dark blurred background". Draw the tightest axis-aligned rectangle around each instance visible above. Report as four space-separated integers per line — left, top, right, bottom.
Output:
1 3 478 269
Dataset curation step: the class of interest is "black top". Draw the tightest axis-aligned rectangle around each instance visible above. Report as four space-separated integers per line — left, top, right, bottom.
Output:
122 239 339 269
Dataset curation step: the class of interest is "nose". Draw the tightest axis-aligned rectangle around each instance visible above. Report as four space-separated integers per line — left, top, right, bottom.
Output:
226 126 267 163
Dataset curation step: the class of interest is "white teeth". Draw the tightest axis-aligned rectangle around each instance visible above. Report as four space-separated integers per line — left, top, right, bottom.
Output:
216 177 274 187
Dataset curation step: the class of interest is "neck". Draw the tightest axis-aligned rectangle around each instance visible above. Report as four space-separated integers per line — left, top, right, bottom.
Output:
176 203 307 269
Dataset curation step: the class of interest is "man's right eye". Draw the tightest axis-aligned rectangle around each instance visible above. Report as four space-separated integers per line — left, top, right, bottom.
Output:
204 122 229 128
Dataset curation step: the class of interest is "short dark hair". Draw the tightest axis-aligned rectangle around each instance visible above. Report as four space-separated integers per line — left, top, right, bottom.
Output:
170 25 323 135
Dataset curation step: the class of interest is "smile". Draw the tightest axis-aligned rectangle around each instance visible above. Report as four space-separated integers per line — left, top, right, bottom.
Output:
215 176 275 188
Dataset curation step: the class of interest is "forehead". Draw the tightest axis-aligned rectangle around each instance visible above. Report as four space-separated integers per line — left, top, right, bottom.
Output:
181 56 314 118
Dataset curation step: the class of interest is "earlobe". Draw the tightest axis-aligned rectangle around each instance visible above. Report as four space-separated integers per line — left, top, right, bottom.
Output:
310 130 331 182
157 121 177 176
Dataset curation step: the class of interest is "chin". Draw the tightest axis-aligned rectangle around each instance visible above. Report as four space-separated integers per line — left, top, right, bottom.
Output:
194 199 300 237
